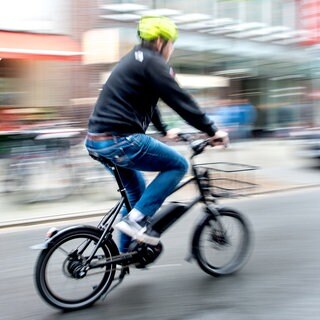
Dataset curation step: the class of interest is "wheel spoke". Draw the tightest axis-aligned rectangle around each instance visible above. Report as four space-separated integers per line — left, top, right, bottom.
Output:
193 210 251 276
57 246 70 256
35 230 117 310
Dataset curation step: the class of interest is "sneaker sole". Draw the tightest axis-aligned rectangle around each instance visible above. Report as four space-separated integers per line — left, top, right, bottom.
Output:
135 231 160 246
116 221 160 246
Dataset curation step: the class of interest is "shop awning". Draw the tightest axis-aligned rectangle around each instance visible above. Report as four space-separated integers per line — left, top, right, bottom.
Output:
0 31 82 61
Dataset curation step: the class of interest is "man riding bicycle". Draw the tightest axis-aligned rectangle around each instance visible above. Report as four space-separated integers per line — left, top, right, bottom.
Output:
86 16 229 254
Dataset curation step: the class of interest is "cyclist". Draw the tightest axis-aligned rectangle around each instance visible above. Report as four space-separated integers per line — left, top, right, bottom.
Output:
86 16 229 253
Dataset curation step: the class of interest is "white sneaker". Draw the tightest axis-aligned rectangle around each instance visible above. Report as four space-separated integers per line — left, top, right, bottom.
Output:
135 228 160 246
115 216 143 238
116 217 160 246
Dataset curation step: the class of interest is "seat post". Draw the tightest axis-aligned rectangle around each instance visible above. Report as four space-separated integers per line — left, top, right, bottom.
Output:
89 152 132 212
108 163 132 212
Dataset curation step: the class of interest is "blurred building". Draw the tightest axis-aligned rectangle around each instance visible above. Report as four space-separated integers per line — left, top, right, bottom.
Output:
1 0 320 134
0 0 89 128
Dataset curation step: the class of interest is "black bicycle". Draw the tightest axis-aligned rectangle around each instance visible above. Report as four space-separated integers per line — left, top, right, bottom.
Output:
32 134 255 311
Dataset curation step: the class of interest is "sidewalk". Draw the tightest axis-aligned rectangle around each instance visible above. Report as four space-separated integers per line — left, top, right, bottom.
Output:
1 138 319 229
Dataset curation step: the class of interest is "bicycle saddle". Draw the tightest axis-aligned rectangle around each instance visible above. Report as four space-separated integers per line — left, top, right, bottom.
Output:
88 151 114 167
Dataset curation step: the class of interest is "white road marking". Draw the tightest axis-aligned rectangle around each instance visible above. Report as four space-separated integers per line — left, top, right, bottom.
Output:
148 264 182 269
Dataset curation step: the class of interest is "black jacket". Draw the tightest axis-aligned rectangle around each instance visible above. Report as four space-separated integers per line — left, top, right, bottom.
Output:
88 45 217 136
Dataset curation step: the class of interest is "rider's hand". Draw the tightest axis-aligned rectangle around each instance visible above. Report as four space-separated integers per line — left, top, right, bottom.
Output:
209 130 229 148
166 128 180 140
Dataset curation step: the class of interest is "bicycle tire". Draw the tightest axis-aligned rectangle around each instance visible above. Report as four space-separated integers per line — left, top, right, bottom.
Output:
34 227 118 310
192 207 252 277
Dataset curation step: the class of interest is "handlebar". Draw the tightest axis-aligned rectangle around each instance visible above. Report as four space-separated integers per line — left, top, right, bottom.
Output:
177 133 211 157
177 133 226 158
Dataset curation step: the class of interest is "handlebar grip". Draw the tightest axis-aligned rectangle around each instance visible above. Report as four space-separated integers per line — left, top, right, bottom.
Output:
177 133 211 156
177 133 192 142
212 137 223 143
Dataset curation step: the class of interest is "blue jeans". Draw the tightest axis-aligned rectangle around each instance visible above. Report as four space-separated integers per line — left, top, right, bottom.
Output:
85 133 189 253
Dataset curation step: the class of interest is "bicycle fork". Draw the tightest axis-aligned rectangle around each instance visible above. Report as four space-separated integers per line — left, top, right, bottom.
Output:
185 203 223 262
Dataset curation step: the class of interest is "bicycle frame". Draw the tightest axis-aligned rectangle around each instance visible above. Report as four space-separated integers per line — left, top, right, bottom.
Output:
32 142 223 271
93 145 217 247
39 138 219 272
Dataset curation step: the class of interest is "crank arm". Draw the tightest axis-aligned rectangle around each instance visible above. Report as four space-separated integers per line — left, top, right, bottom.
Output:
89 252 138 269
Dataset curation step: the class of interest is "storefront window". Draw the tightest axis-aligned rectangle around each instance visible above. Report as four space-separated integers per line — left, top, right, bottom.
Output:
246 0 263 23
0 60 23 107
217 0 239 20
270 0 283 26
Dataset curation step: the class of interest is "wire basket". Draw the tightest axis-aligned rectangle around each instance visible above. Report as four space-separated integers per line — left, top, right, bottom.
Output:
194 162 258 198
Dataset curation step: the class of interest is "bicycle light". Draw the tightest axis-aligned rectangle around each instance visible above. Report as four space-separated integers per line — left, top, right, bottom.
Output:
46 227 58 239
30 227 59 250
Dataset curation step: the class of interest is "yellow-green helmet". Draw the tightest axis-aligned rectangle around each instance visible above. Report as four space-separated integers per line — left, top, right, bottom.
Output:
138 16 178 42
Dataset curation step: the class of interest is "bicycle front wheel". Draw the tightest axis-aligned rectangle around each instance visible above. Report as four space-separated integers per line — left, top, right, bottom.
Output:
192 208 252 277
34 227 118 310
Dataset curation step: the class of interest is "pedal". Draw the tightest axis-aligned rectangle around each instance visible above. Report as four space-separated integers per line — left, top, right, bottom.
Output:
135 263 149 270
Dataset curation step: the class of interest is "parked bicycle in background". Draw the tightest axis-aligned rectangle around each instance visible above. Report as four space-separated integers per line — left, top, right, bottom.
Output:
0 124 117 203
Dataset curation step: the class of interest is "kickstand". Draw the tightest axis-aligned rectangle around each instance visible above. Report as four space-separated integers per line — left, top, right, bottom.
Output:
100 265 130 301
185 252 193 263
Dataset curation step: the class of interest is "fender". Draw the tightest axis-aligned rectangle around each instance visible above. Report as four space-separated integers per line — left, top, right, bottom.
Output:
191 213 212 256
216 206 244 216
31 225 102 250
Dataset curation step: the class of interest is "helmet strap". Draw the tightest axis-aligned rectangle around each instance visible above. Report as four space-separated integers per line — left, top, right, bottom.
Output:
141 39 157 50
140 38 168 56
159 40 168 55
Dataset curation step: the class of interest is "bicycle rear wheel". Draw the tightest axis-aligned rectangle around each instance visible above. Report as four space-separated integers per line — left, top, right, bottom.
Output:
192 208 252 277
34 227 118 310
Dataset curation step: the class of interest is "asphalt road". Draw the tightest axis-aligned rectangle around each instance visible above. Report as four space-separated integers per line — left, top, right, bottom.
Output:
1 187 320 320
